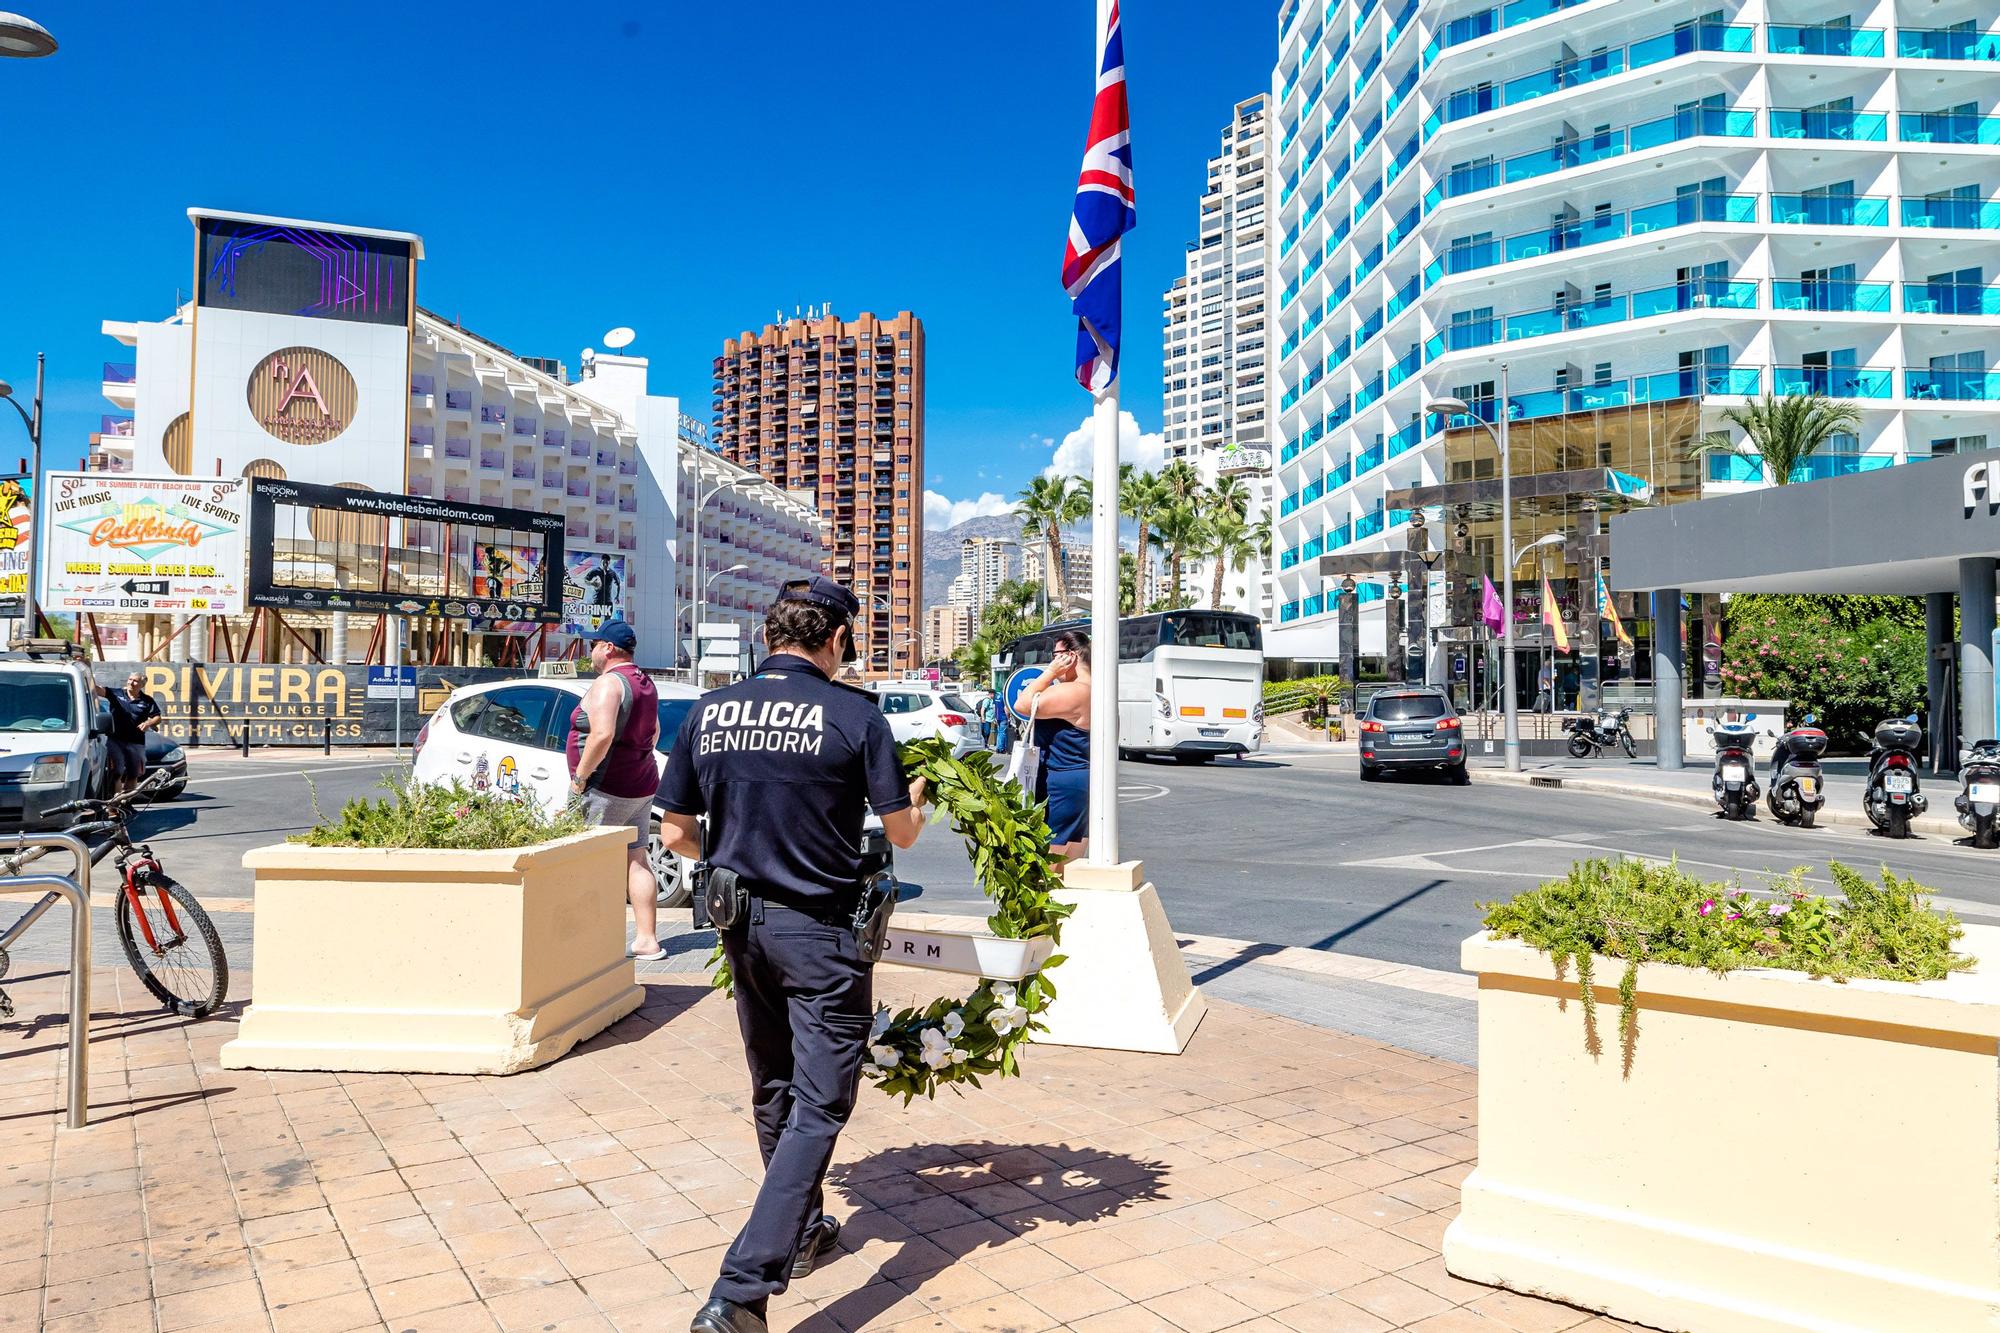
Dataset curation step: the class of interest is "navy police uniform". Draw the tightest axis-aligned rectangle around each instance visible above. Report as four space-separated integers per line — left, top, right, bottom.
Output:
659 579 911 1325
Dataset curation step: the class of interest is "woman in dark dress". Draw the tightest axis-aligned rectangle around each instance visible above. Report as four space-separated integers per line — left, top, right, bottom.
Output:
1016 629 1094 861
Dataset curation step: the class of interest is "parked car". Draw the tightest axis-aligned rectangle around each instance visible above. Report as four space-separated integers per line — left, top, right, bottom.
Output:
411 677 703 904
869 683 986 757
1358 686 1468 783
141 729 188 799
0 648 111 831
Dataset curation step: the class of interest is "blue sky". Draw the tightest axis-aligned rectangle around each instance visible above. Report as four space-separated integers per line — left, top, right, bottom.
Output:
0 2 1273 528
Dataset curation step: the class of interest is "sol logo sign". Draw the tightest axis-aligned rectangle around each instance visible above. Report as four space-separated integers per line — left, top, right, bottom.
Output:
248 347 355 445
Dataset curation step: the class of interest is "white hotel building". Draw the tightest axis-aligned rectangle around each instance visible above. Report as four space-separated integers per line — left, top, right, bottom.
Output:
1266 0 2000 671
1163 94 1278 618
95 211 823 669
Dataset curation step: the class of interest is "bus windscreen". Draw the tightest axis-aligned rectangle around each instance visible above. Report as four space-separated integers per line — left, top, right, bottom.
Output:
1159 613 1261 651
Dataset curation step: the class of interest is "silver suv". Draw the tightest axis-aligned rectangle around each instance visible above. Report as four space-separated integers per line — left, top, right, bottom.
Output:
0 646 110 831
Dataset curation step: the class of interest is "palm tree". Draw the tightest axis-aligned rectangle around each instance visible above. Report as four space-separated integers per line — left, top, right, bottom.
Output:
1690 392 1863 485
1016 475 1090 613
1204 474 1251 522
1150 501 1207 607
1205 510 1272 610
1119 467 1165 612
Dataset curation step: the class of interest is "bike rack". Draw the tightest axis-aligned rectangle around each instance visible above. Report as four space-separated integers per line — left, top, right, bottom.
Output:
0 832 93 1129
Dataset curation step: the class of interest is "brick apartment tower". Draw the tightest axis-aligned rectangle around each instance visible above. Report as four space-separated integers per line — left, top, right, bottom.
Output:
713 311 925 674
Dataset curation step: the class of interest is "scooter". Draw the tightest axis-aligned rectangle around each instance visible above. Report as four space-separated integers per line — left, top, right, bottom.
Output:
1710 721 1760 821
1863 716 1927 840
1766 719 1829 828
1564 707 1637 759
1954 738 2000 850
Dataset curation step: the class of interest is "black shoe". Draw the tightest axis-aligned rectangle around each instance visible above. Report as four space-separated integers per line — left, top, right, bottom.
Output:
690 1299 767 1333
789 1216 841 1280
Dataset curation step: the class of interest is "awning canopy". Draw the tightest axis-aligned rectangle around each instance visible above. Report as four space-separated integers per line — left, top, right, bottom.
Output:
1386 467 1653 518
1611 448 2000 595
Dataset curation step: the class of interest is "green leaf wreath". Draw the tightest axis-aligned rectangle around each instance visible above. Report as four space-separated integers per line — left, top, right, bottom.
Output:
708 736 1072 1102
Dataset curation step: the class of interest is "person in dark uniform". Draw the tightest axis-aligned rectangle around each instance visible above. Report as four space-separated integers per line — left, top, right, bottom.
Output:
656 575 930 1333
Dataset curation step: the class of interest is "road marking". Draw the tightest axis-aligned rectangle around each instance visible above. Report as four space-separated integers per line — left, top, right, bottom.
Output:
188 761 403 785
1119 783 1170 803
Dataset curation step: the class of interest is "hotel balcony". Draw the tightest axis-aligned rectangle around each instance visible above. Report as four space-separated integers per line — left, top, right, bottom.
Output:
101 362 136 409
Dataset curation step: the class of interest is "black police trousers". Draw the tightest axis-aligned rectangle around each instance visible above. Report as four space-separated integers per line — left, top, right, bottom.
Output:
711 900 872 1309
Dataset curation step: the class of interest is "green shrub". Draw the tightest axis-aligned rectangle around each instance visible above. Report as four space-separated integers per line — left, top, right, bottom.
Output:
1483 858 1969 1062
294 775 587 850
1264 675 1342 723
1720 596 1927 749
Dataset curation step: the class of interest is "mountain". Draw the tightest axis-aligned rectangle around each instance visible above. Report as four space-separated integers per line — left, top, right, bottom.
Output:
922 514 1028 610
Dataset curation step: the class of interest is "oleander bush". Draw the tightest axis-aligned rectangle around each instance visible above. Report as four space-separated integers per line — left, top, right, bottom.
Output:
1484 857 1969 1058
295 775 587 850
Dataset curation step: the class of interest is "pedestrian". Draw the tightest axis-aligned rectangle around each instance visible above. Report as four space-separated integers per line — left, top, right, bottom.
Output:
1534 660 1553 713
1015 629 1093 860
656 576 930 1333
96 671 161 795
563 619 664 961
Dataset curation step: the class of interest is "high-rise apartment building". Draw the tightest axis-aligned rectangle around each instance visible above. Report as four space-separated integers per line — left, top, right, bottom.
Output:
925 604 972 661
945 536 1012 623
1164 96 1276 620
1267 0 2000 692
713 311 926 673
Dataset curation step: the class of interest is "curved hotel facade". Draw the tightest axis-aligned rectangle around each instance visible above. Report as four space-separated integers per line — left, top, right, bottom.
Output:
1266 0 1999 692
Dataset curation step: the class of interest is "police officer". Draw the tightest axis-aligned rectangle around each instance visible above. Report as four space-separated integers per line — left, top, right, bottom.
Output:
657 576 929 1333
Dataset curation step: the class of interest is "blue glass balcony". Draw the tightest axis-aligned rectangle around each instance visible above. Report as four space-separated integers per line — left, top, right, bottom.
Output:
1899 112 2000 145
1434 279 1757 356
1327 461 1353 490
1384 205 1421 254
1354 442 1387 476
1387 346 1423 389
1769 108 1888 141
1770 194 1889 226
1328 395 1353 432
1428 191 1758 285
1281 601 1301 623
1303 593 1326 617
1355 376 1385 413
1434 23 1751 133
1770 280 1891 313
1773 366 1893 398
1384 64 1420 118
1896 28 2000 61
1901 282 2000 316
1906 369 2000 401
1707 453 1893 483
1385 274 1420 321
1446 109 1752 201
1386 0 1420 49
1902 198 2000 230
1356 307 1385 346
1327 521 1352 551
1354 508 1386 540
1386 136 1418 185
1766 24 1884 56
1354 48 1383 93
1280 546 1300 569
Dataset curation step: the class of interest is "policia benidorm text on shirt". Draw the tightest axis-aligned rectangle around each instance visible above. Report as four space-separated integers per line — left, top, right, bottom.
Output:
657 575 929 1333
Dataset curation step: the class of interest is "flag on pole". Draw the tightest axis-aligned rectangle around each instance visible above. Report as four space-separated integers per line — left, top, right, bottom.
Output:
1598 573 1632 647
1061 0 1135 392
1479 574 1505 634
1543 577 1571 652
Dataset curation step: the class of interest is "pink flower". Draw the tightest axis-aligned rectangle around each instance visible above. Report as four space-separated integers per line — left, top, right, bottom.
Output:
1768 902 1791 918
1698 898 1717 917
1727 911 1742 922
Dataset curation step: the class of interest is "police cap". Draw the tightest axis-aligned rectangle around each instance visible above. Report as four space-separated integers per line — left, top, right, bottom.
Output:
776 576 862 661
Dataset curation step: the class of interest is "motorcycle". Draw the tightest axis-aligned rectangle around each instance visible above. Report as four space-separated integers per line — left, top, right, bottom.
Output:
1710 721 1760 821
1564 707 1637 759
1766 719 1829 828
1863 716 1927 840
1953 738 2000 850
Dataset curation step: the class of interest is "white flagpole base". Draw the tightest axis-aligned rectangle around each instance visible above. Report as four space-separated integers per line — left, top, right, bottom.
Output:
1037 859 1207 1055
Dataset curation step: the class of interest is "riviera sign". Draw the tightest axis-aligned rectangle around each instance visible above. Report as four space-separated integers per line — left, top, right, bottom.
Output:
1967 461 1999 517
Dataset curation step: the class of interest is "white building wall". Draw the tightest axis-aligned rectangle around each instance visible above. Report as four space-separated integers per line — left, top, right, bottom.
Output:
1267 0 2000 666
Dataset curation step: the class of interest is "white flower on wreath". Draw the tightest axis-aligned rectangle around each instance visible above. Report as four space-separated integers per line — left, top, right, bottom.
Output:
989 1001 1029 1038
941 1010 966 1041
870 1008 893 1040
919 1026 967 1071
990 982 1017 1009
863 1042 901 1078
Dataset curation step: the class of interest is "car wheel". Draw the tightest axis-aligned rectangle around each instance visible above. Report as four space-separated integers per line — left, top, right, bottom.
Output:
1448 763 1470 785
161 781 186 802
1359 763 1379 781
649 821 690 908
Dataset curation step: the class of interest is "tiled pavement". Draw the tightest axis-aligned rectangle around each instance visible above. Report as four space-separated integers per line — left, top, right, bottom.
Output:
0 964 1651 1333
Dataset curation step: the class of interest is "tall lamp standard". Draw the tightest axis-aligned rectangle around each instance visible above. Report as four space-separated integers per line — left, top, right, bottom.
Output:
0 356 45 641
0 12 59 58
1429 370 1566 772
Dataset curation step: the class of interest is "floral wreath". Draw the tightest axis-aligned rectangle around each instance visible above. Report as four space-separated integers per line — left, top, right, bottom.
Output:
709 736 1070 1102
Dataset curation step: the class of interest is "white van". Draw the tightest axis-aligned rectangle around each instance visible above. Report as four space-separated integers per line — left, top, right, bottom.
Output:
0 646 111 831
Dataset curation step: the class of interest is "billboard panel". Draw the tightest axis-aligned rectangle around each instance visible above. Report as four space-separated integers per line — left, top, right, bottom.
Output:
245 477 564 621
39 473 248 615
562 550 626 633
0 476 30 617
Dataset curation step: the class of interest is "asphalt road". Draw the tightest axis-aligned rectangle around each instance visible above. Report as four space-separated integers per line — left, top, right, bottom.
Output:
94 744 2000 977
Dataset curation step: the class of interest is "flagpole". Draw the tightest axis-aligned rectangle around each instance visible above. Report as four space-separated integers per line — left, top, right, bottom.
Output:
1087 360 1120 864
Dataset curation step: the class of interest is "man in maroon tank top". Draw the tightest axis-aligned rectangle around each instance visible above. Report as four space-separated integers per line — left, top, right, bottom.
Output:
566 620 664 959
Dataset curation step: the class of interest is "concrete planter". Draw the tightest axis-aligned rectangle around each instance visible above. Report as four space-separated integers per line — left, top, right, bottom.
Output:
1445 924 2000 1333
221 826 643 1076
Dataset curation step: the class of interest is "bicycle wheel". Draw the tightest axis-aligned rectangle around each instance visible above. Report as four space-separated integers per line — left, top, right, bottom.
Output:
115 874 228 1018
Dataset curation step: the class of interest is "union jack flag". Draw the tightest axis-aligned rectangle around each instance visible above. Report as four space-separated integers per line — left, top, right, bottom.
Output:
1062 0 1135 393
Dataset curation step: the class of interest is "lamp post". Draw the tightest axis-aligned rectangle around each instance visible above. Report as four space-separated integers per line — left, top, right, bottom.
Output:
0 355 45 641
0 12 58 58
1430 367 1564 772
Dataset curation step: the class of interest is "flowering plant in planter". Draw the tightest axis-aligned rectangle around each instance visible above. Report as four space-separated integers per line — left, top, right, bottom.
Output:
711 737 1070 1102
1483 857 1968 1062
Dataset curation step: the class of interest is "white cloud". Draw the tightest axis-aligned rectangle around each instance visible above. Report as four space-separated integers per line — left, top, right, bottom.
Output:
1044 410 1167 479
924 489 1015 531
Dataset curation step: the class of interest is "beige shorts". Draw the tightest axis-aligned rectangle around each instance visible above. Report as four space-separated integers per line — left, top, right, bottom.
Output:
580 790 652 849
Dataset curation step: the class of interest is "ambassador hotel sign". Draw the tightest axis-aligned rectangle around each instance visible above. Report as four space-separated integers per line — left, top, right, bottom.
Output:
248 346 354 445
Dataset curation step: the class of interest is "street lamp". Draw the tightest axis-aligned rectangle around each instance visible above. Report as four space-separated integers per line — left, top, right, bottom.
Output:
1433 367 1551 771
0 355 44 642
689 470 763 674
0 12 58 58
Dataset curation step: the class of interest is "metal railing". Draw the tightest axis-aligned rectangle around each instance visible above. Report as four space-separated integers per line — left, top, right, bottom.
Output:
0 832 93 1129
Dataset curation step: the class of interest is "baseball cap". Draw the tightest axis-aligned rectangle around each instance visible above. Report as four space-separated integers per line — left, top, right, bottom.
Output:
582 619 637 651
777 575 861 620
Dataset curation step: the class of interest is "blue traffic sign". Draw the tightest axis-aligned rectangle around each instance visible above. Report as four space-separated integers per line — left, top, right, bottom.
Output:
1004 665 1046 720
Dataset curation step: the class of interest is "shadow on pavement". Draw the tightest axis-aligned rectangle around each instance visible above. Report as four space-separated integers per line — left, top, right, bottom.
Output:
815 1140 1169 1328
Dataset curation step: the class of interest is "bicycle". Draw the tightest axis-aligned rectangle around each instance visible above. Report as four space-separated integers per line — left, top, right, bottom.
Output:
0 769 228 1020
